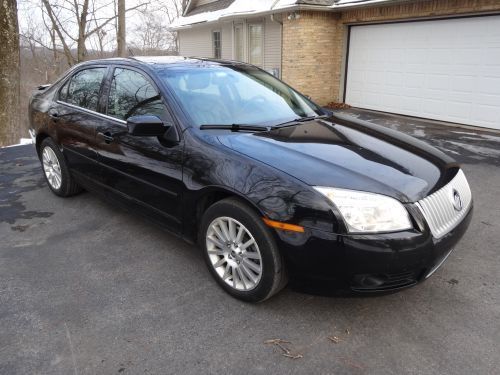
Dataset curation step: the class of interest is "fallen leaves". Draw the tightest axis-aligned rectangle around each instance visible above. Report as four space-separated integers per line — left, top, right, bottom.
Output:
326 102 352 110
328 328 351 344
264 339 303 359
264 328 351 360
328 336 341 344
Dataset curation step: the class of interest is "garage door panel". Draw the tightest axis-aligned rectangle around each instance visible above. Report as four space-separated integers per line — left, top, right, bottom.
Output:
451 76 476 93
474 105 500 127
479 77 500 95
346 16 500 129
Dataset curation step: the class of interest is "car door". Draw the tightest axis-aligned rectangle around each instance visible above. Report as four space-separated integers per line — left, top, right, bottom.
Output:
54 66 108 181
94 66 184 231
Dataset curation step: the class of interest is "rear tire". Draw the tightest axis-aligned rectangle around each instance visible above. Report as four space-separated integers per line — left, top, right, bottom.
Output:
199 197 287 302
39 138 83 197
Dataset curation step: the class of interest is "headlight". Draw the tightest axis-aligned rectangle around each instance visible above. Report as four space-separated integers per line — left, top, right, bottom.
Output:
313 187 412 233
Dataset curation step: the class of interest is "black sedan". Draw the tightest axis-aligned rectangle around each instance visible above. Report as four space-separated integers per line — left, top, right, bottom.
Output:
29 56 473 302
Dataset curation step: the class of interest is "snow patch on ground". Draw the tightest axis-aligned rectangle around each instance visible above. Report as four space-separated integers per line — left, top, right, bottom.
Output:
1 138 34 149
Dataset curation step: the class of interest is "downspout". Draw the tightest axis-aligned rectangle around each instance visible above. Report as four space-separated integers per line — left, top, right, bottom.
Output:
270 1 283 78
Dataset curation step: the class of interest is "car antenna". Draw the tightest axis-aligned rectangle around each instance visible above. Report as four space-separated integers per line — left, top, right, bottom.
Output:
128 47 134 57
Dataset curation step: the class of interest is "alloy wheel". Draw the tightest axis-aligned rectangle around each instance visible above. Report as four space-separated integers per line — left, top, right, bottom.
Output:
42 146 62 190
206 216 263 291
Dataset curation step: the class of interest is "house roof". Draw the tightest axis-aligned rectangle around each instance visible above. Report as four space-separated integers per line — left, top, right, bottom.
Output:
172 0 397 30
185 0 236 17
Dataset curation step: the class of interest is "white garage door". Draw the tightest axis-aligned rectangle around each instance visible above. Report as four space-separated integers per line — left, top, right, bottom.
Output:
345 16 500 130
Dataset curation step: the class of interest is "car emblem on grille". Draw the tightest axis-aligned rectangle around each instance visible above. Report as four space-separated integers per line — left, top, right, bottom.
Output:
452 189 463 211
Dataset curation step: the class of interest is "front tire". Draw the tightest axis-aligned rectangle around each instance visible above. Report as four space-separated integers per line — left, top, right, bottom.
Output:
200 197 287 302
39 138 82 197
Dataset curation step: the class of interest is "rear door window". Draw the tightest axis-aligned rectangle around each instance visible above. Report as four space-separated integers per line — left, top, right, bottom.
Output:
60 68 107 112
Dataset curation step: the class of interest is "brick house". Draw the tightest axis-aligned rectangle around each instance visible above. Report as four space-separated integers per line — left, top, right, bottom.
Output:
171 0 500 130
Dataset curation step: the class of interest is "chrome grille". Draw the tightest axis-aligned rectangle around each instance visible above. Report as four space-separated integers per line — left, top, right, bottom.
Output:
416 170 472 239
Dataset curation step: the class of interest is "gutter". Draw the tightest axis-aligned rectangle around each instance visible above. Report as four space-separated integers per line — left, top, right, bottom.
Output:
169 4 335 31
169 0 414 31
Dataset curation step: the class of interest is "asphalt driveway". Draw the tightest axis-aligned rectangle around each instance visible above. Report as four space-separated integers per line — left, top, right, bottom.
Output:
1 110 499 374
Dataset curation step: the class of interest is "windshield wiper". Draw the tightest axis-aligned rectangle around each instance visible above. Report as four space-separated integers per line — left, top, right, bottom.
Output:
199 124 270 132
274 115 327 128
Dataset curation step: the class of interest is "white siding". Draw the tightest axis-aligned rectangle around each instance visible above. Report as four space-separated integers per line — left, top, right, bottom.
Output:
178 23 232 59
179 26 212 57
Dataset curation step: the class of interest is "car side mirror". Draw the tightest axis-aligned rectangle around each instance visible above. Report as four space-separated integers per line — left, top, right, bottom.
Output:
126 115 170 137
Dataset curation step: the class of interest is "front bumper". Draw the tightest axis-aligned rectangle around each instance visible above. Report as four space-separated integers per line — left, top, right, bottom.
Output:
275 205 473 294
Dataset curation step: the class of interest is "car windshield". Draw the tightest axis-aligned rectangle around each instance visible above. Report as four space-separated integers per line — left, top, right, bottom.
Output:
155 64 323 127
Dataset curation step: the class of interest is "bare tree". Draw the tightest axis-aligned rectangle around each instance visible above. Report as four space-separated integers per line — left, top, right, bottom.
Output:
41 0 147 66
0 0 21 146
117 0 126 56
158 0 189 53
132 11 173 53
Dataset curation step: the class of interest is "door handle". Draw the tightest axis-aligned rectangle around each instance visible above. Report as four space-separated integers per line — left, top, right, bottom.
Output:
98 131 114 143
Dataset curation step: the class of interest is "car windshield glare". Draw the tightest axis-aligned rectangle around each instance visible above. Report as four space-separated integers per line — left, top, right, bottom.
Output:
155 65 323 127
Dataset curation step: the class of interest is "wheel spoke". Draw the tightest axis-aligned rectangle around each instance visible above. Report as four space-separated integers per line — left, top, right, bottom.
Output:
240 238 255 250
235 225 245 244
212 224 227 243
236 267 247 290
243 258 261 274
213 257 226 268
243 251 260 260
228 219 236 241
207 236 226 250
218 219 231 243
240 263 258 284
207 249 225 256
232 265 239 288
54 174 61 187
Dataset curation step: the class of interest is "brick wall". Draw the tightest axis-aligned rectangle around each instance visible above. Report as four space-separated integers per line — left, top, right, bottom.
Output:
281 0 500 106
282 11 341 105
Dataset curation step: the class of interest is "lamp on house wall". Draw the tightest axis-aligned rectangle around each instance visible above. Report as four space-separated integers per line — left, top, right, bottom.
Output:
287 12 300 21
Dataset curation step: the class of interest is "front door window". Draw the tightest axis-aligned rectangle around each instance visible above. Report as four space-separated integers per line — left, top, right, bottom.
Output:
107 68 167 121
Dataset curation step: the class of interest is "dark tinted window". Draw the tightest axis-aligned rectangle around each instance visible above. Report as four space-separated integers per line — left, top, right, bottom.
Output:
62 68 106 111
107 68 166 121
59 79 70 101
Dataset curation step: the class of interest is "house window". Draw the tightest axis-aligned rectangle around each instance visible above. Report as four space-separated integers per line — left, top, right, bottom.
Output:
213 30 221 59
248 23 263 67
234 23 244 61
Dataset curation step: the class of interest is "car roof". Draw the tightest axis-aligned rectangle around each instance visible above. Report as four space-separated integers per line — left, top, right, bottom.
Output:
77 56 250 69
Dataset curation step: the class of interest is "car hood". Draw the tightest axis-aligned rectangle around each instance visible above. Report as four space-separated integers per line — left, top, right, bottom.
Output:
217 113 458 203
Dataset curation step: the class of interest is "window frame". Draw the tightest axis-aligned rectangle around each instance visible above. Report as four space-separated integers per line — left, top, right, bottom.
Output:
212 29 222 59
233 22 245 62
57 65 109 113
